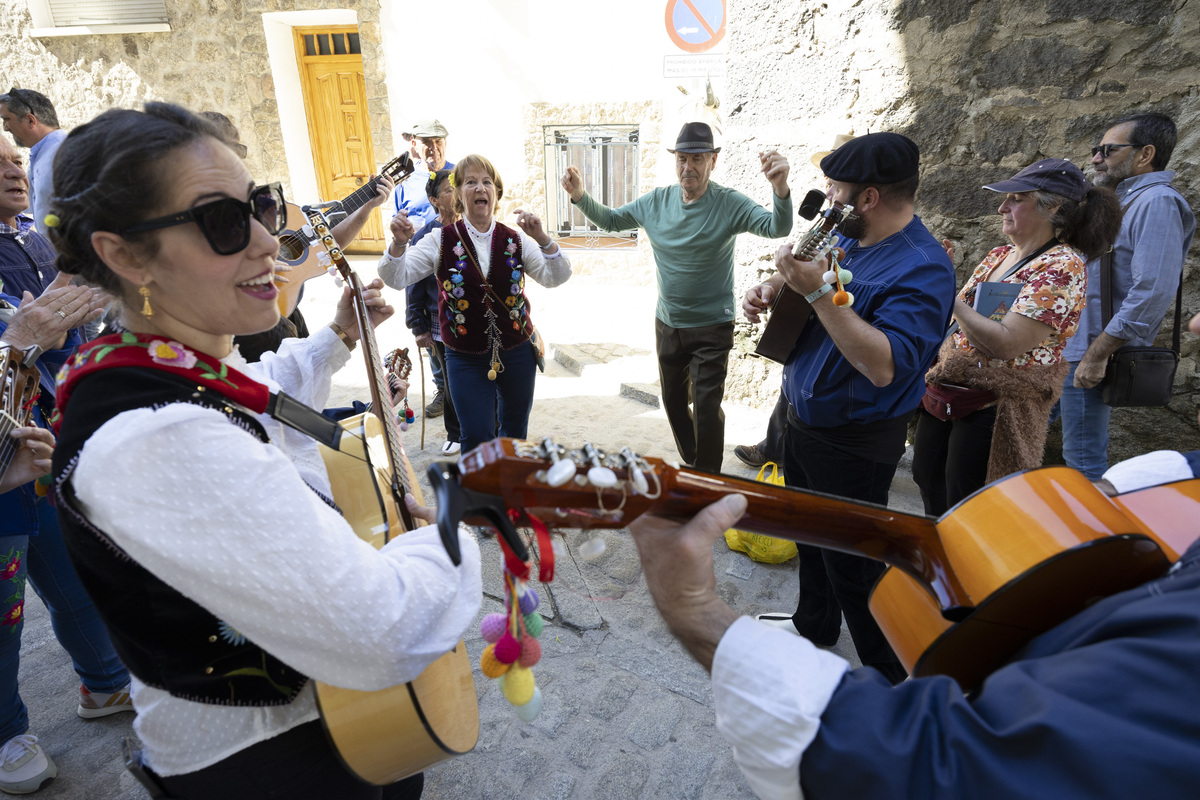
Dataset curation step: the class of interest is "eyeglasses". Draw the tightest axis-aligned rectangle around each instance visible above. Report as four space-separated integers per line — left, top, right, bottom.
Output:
1091 143 1142 159
120 183 287 255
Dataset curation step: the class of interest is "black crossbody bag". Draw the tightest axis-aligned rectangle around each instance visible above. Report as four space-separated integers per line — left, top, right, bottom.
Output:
1098 249 1182 407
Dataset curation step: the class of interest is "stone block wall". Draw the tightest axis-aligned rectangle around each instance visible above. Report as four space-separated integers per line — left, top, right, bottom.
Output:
724 0 1200 461
0 0 392 197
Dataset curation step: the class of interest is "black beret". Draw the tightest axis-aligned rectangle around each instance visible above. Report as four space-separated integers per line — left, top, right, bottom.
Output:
819 132 920 184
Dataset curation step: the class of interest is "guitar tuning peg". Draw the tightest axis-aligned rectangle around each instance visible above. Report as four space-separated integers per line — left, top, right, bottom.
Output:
618 446 650 494
536 437 577 487
581 442 617 488
546 460 576 487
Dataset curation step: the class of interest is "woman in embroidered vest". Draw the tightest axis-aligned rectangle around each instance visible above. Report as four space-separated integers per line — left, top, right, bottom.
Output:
44 103 482 799
378 154 571 452
912 158 1121 516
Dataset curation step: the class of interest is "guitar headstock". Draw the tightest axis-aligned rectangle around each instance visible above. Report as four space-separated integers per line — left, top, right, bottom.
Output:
429 437 671 566
380 152 416 185
383 347 413 381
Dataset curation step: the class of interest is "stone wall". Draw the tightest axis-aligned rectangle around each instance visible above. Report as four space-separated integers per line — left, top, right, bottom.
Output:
724 0 1200 461
0 0 392 196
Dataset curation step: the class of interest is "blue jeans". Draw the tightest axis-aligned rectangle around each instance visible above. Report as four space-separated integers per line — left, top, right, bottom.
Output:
0 496 129 742
444 343 536 452
1059 361 1112 481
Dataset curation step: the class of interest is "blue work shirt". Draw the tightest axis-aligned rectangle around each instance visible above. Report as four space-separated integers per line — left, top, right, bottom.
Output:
783 216 955 428
0 214 58 299
1064 170 1196 359
391 160 455 232
28 128 66 233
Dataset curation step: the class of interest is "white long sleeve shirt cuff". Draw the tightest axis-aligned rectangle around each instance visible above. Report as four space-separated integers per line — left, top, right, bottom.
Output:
712 616 850 800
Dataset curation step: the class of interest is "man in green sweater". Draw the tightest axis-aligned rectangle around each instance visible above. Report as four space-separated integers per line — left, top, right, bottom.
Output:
561 122 792 471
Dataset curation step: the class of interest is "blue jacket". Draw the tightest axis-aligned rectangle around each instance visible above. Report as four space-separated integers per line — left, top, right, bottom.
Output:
803 537 1200 798
0 215 58 299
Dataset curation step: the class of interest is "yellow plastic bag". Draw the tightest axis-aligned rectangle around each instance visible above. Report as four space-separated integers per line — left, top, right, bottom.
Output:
723 462 798 563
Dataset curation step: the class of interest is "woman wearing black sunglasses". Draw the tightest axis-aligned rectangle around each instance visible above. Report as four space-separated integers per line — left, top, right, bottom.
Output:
42 103 482 799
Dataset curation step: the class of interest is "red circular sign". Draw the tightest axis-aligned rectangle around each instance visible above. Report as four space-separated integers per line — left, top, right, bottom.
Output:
665 0 726 53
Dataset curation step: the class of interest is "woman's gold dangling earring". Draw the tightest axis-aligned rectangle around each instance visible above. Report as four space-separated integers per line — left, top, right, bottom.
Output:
139 285 153 318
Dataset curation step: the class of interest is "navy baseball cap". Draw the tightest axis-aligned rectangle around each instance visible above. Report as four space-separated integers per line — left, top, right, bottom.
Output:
983 158 1090 201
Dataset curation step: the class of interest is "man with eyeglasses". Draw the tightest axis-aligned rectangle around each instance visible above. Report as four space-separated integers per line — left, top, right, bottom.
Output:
0 88 65 234
1060 113 1196 480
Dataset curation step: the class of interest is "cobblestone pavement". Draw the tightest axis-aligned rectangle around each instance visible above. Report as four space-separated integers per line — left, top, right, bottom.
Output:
19 268 924 798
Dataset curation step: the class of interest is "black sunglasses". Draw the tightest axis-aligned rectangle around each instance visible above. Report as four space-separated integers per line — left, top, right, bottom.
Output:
120 183 287 255
1091 143 1142 159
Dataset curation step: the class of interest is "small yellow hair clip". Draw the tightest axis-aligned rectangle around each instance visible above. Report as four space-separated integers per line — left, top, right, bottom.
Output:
447 172 456 189
42 213 61 228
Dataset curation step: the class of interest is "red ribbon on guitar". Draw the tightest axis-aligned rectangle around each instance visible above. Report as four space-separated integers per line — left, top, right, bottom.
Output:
498 509 555 584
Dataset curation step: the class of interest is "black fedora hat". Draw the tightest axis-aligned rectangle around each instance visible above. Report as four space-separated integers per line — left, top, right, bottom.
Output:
667 122 721 154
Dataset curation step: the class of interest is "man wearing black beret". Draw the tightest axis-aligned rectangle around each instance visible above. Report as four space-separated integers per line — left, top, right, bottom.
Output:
743 132 956 683
562 122 793 473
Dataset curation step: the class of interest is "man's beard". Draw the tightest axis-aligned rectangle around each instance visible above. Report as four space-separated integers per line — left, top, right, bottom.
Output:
1094 160 1131 189
839 209 868 241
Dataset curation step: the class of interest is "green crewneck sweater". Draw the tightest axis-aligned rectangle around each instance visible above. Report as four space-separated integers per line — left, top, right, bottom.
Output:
575 182 792 328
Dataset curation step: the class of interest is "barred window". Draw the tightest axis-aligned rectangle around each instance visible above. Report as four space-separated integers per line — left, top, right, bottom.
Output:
544 125 639 249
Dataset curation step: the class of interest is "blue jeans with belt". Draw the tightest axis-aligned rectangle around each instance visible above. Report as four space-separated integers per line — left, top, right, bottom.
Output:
0 495 129 742
444 342 536 452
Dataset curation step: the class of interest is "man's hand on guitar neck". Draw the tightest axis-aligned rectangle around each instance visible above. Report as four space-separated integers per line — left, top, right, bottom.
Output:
331 278 395 345
629 494 746 672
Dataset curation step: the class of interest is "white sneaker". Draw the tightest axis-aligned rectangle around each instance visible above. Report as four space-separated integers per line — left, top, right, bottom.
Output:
441 441 461 455
0 734 57 794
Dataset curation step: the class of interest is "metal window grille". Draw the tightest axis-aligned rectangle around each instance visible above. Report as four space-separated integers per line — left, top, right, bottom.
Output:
545 125 639 245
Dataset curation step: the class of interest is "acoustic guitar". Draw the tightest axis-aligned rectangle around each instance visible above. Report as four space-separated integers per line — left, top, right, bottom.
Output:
752 190 853 364
274 152 416 316
0 347 41 486
303 211 478 786
432 438 1173 692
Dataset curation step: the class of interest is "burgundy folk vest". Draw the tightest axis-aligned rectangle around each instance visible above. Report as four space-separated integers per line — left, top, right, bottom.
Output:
437 220 534 354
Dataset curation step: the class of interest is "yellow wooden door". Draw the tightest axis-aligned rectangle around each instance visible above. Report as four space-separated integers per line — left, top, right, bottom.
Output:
294 26 384 254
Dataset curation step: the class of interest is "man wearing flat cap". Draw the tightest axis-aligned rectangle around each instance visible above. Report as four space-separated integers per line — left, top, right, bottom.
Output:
391 118 455 231
561 122 792 472
743 132 956 683
390 117 457 418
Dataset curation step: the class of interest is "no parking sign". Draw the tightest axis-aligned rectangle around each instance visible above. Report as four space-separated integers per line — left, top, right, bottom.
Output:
665 0 726 53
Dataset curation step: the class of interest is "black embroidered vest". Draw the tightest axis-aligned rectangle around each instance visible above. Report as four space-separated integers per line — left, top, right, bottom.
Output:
437 220 534 354
52 367 309 706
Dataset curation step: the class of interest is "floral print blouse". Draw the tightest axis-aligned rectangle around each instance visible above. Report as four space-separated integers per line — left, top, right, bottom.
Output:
952 243 1087 368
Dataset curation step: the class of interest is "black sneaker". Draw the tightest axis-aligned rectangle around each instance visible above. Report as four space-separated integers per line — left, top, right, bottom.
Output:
425 391 445 418
733 444 768 468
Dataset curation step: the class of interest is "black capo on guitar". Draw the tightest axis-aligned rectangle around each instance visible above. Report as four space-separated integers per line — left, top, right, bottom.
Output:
428 461 529 566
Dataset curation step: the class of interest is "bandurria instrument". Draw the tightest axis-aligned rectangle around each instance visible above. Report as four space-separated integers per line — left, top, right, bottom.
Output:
303 210 478 786
0 347 41 486
753 189 855 363
275 152 416 316
430 437 1183 692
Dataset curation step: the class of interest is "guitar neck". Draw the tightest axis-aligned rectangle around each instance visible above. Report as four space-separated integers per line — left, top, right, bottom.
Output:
339 177 380 217
347 272 417 532
457 440 972 613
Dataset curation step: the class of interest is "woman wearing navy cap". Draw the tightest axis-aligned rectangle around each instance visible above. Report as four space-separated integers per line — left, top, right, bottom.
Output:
912 158 1122 515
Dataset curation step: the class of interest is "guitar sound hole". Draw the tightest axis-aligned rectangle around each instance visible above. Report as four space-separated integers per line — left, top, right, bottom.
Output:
278 234 304 261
